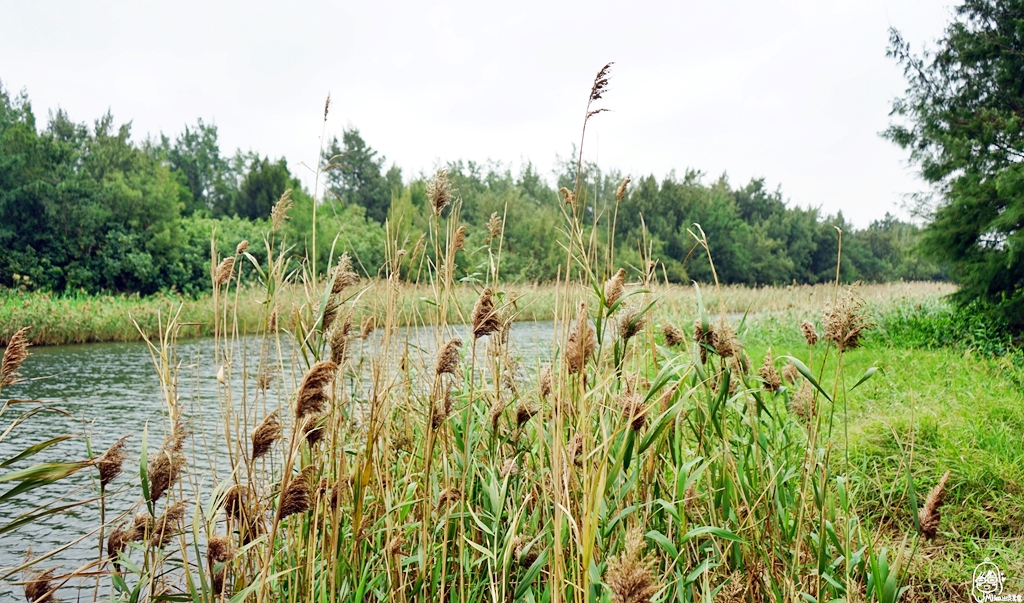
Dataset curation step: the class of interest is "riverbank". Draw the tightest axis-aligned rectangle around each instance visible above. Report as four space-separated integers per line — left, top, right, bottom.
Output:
1 281 954 346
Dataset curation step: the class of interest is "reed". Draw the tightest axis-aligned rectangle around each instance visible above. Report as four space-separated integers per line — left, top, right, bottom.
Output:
0 64 985 603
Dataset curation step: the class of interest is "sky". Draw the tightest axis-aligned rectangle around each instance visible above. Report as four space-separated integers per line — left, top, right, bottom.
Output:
0 0 955 227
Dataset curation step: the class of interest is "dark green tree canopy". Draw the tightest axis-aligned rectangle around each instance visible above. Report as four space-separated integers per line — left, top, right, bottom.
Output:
886 0 1024 325
324 128 392 223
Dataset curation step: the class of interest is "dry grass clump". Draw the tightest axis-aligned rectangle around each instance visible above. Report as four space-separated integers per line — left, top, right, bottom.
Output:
918 471 951 540
96 435 130 489
251 412 283 460
605 528 660 603
1 325 30 387
823 288 873 351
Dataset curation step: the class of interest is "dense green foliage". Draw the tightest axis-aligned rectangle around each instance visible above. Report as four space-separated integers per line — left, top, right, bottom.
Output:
886 0 1024 327
0 83 941 296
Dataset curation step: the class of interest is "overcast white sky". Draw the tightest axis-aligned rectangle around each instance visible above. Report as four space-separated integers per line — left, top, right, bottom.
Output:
1 1 953 226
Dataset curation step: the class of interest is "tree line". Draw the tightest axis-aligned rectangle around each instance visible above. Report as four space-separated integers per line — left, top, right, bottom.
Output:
0 82 944 297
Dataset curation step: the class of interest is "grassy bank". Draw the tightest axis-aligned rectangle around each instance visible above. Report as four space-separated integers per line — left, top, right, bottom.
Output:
1 281 954 347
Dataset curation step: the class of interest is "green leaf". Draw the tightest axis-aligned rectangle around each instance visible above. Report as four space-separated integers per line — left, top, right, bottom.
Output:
0 461 91 504
851 366 879 390
1 435 76 468
644 529 679 560
513 548 548 600
679 525 742 544
782 356 832 403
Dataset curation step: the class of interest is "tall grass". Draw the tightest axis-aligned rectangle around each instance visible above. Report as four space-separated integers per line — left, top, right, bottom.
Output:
0 66 954 603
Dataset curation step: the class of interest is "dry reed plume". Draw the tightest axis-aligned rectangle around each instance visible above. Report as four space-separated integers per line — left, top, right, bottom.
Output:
661 322 685 347
918 470 951 540
604 268 627 308
328 314 352 366
236 240 249 255
278 467 314 520
604 528 660 603
823 288 873 351
294 361 338 420
427 169 453 216
1 325 30 387
150 500 187 548
621 388 647 431
149 424 188 504
436 338 462 375
215 257 235 286
23 567 58 603
801 320 819 346
251 412 283 460
566 302 596 375
619 302 646 341
693 319 714 364
96 435 130 489
616 176 631 201
207 535 234 564
485 212 503 243
270 189 293 231
712 319 738 358
758 349 782 392
539 365 553 398
471 288 501 339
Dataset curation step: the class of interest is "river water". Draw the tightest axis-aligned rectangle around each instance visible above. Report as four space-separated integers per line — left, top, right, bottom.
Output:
0 321 558 598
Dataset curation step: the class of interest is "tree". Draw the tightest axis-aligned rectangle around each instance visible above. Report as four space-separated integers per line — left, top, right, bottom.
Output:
886 0 1024 326
234 156 293 220
323 129 391 223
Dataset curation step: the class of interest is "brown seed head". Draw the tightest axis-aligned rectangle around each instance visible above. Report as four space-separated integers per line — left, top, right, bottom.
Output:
485 212 503 243
588 62 614 106
268 307 278 332
693 319 714 364
360 315 376 339
712 319 738 358
150 500 187 548
566 303 596 375
212 568 227 595
823 288 873 352
1 326 31 388
331 254 359 295
215 257 235 286
251 412 282 460
615 176 631 202
294 361 338 420
24 567 58 603
107 523 130 562
487 395 506 430
604 268 627 308
621 388 647 431
329 314 352 366
500 457 519 478
781 362 800 384
387 535 405 556
96 435 130 489
471 288 501 339
618 302 646 341
235 240 248 255
271 189 293 231
148 447 185 504
129 511 154 541
302 414 325 446
427 168 453 216
661 322 685 347
789 383 815 422
559 187 576 207
515 401 538 428
539 365 553 399
323 93 331 120
452 225 467 252
567 432 585 467
918 471 951 540
758 349 782 393
207 535 234 564
278 467 314 520
437 487 462 509
513 535 539 567
605 527 660 603
223 485 250 521
801 320 819 346
436 338 463 376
